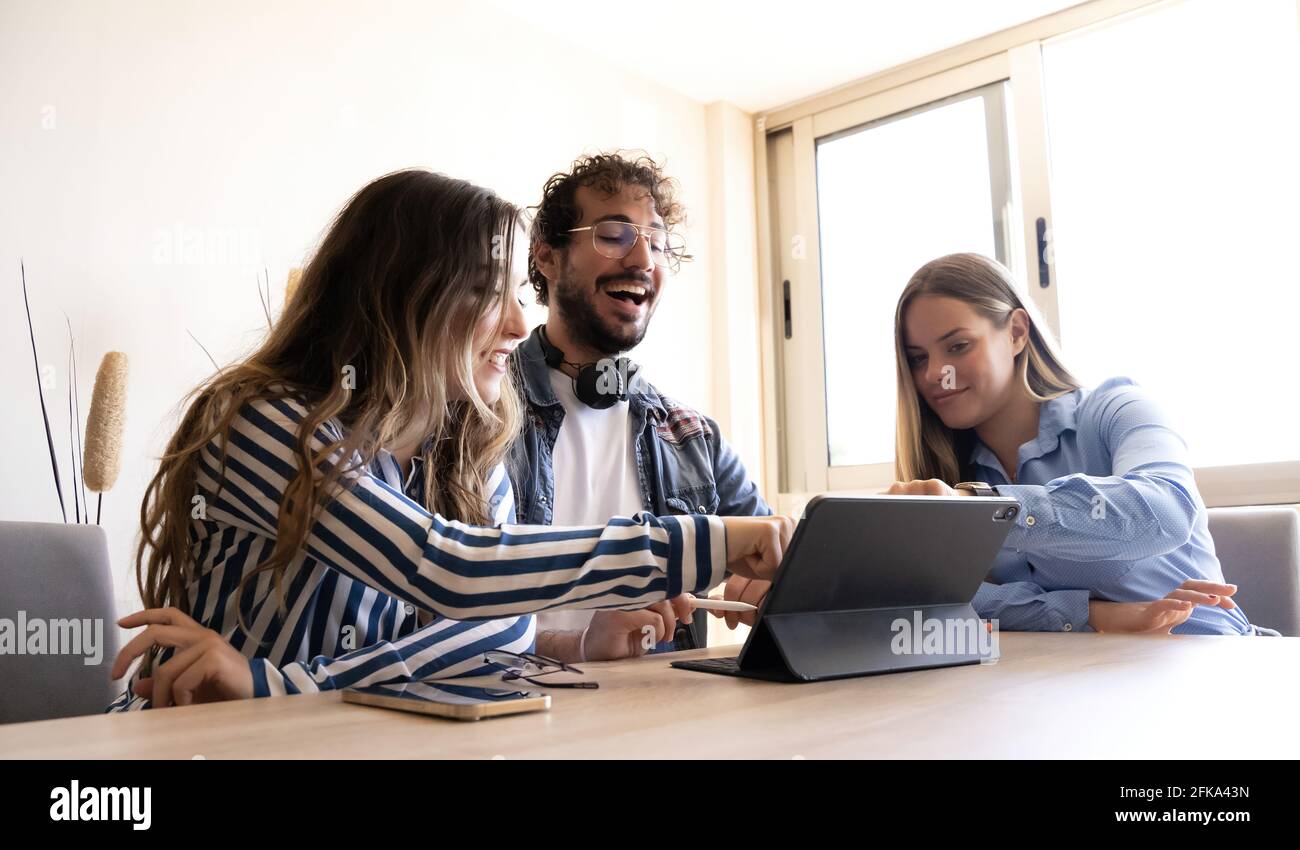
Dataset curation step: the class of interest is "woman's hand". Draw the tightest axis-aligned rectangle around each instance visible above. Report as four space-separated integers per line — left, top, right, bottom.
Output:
883 479 967 497
1088 580 1239 634
709 574 771 630
582 596 694 661
110 607 253 707
721 515 796 580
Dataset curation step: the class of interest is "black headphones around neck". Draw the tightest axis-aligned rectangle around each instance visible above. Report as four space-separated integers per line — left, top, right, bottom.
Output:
537 327 639 410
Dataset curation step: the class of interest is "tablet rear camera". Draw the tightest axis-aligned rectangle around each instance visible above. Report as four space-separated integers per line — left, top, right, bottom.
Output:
994 505 1018 521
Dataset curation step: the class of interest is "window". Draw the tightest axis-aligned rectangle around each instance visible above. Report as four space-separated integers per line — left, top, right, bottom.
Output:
760 0 1300 507
1042 0 1300 469
817 85 1014 470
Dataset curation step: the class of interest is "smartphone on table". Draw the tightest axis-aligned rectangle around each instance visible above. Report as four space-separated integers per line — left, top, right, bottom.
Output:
342 680 550 721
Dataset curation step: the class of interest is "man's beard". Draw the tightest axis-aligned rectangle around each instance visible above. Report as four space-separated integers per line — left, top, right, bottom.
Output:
551 260 653 357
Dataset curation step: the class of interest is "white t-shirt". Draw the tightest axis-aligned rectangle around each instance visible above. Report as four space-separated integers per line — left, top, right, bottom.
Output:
536 367 645 633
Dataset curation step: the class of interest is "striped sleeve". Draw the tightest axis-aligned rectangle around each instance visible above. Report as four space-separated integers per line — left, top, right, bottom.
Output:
244 467 535 699
250 614 537 697
198 396 728 621
105 680 148 712
105 642 180 712
106 615 540 709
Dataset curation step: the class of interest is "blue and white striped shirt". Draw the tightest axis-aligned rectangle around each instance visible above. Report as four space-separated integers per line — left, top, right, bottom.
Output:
971 377 1253 635
108 395 725 710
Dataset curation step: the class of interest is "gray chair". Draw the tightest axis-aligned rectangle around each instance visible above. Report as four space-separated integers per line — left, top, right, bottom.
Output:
0 520 123 724
1207 506 1300 636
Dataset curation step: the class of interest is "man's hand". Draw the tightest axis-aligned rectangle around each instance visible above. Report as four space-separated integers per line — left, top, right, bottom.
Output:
582 596 694 661
706 575 771 630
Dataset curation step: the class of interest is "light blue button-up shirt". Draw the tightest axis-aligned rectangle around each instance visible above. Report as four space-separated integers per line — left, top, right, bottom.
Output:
970 377 1253 635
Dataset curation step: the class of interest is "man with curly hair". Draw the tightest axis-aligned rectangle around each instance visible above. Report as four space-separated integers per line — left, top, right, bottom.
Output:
509 152 771 662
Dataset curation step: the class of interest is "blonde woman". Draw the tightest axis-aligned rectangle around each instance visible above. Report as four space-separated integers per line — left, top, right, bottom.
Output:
886 253 1256 636
108 170 791 710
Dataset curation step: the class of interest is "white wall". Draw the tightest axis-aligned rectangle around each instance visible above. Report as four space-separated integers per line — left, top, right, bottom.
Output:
705 101 763 486
0 0 759 624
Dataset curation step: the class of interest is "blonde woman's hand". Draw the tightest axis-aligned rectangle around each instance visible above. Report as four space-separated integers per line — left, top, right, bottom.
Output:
883 479 966 497
1088 580 1239 634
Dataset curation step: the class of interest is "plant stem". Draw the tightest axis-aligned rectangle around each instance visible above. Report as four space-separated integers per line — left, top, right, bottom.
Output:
22 260 67 523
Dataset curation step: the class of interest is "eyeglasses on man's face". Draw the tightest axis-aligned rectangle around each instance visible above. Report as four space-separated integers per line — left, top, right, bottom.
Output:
566 220 690 273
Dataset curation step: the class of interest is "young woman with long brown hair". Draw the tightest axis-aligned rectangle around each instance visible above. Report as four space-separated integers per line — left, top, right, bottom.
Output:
108 170 790 710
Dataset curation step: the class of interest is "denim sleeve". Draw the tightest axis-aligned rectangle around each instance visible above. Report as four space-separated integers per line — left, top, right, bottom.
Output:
997 380 1200 563
972 580 1093 632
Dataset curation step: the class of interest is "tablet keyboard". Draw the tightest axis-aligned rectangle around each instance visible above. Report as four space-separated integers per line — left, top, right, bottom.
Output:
680 656 740 673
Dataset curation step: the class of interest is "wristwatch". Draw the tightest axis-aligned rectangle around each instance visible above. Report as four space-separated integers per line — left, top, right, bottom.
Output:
954 481 999 497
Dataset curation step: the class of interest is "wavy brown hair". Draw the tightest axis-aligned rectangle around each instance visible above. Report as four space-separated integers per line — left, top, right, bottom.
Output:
136 169 524 640
894 253 1081 483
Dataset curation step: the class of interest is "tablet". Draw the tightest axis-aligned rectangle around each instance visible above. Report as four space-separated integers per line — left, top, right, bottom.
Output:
673 494 1019 681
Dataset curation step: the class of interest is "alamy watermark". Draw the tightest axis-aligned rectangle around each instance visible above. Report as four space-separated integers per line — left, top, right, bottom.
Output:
152 223 261 266
49 780 151 830
0 611 104 665
891 611 1000 664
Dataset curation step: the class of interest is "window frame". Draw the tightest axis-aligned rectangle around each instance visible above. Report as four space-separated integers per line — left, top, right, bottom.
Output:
753 0 1300 510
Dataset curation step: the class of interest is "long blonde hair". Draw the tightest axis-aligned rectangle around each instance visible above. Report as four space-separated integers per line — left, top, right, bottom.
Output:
137 169 524 636
893 253 1080 483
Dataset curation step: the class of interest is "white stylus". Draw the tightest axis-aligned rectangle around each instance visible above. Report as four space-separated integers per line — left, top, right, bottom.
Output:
688 597 758 612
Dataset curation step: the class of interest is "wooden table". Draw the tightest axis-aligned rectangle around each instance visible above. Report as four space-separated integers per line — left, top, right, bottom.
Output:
3 633 1297 759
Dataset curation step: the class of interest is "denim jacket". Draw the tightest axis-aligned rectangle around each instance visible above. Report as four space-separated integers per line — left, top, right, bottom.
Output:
507 326 771 527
